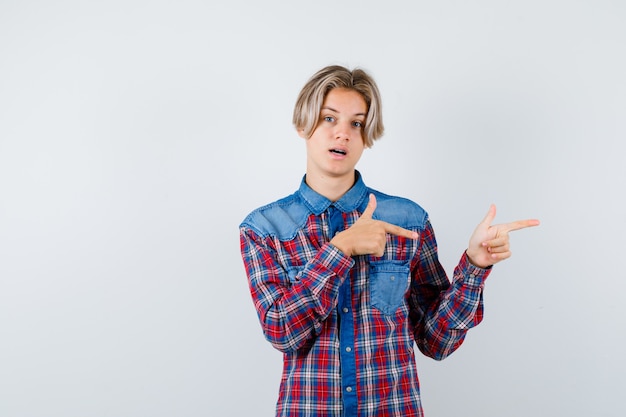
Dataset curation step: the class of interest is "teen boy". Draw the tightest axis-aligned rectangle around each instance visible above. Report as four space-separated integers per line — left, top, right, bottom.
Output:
239 65 539 416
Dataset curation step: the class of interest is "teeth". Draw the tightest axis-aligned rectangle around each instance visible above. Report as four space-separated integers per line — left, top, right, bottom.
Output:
331 149 346 155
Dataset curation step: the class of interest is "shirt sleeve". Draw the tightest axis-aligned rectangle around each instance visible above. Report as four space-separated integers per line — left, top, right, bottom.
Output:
408 219 491 360
239 226 354 353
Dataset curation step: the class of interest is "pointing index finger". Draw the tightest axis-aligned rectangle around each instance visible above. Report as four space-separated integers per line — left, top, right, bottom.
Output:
502 219 541 233
383 222 419 240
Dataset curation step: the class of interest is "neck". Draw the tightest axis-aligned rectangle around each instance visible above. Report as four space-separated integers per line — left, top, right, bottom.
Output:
305 171 356 202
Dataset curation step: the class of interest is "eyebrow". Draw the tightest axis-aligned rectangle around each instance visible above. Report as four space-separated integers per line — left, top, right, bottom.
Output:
322 106 367 117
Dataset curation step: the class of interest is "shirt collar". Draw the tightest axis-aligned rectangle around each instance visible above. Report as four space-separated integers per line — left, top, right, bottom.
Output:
298 170 369 215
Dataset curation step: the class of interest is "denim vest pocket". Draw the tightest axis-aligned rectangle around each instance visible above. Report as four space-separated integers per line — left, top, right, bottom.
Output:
369 260 410 315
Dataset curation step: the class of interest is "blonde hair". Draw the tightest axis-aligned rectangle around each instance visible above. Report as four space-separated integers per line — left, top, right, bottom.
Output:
292 65 384 148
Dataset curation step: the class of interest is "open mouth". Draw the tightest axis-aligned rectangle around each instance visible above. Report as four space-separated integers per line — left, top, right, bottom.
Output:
330 148 347 156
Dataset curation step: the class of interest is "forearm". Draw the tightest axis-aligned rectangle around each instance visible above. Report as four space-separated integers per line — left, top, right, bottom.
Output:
415 252 490 360
241 228 353 352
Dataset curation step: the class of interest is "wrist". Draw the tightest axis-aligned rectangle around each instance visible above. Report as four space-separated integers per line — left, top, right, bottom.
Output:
465 250 491 269
330 233 351 257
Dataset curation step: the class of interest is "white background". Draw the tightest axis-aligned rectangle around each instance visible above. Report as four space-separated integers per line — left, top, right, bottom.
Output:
1 1 624 416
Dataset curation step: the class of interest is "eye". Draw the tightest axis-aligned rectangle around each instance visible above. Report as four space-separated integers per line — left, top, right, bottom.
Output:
352 120 364 128
323 116 335 123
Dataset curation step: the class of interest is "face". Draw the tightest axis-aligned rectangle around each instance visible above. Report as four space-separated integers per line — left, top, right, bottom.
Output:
300 88 367 183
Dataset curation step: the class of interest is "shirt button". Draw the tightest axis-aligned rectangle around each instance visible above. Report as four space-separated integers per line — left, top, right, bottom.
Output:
469 273 476 279
346 387 352 392
390 275 395 281
345 347 352 352
342 307 349 313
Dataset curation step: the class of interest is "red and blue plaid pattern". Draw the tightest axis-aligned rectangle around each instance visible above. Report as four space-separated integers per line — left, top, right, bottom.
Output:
240 175 490 416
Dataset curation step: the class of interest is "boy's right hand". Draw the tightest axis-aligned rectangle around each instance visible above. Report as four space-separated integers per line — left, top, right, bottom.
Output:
330 193 419 257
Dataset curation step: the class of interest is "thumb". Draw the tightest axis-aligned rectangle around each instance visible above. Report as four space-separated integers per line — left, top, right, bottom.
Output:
360 193 377 219
479 204 497 227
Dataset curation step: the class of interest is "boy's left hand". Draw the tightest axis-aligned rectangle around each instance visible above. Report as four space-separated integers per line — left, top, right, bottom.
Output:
466 205 540 268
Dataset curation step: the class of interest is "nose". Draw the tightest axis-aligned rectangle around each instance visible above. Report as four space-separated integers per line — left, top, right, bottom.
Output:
334 121 351 141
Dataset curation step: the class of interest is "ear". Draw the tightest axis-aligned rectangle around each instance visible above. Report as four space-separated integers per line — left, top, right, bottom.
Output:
297 128 307 139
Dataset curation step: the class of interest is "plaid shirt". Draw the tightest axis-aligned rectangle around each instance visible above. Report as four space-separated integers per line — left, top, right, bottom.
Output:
239 172 490 417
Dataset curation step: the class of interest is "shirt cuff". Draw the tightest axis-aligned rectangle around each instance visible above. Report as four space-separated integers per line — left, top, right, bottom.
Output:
459 251 492 287
322 243 355 274
301 243 354 296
